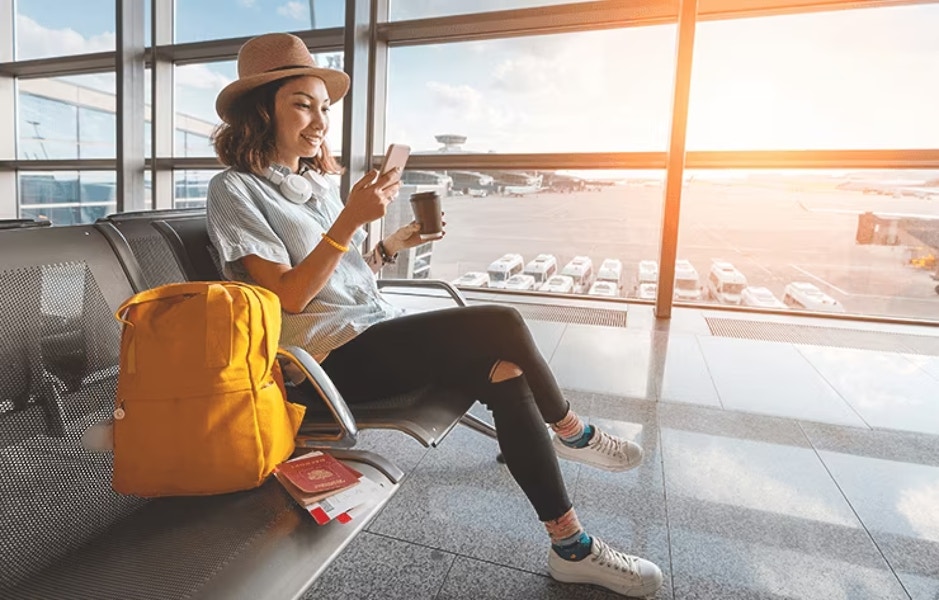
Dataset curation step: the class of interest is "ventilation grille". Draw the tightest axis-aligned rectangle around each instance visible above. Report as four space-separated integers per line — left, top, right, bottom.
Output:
477 300 629 328
706 317 939 356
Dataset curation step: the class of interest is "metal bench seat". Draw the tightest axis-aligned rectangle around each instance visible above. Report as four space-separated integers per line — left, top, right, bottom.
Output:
0 224 401 600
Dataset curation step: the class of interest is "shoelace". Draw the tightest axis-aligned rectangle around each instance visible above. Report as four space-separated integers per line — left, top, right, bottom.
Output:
589 430 629 458
592 538 641 579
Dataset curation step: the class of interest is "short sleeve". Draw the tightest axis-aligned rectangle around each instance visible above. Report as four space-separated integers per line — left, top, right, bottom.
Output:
206 171 291 279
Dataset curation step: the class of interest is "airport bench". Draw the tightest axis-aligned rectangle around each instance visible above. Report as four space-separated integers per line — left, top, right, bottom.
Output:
93 209 496 448
0 222 403 600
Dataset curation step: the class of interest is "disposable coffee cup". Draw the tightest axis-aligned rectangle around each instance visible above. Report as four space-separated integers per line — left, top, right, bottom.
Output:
409 191 443 240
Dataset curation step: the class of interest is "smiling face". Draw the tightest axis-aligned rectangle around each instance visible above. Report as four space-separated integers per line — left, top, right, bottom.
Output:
272 75 330 172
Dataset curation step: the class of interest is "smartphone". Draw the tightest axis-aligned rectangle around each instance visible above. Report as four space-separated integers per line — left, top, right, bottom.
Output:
378 143 411 181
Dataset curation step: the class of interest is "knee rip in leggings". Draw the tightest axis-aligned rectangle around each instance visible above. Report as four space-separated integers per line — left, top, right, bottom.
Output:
489 360 524 383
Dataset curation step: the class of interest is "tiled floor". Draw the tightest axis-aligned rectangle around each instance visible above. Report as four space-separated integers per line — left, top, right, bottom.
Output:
304 301 939 600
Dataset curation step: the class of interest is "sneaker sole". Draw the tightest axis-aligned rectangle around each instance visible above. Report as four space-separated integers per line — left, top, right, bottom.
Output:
552 441 644 472
548 563 661 598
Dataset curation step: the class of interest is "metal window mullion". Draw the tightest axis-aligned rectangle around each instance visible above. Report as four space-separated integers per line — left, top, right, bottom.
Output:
378 0 933 46
656 0 699 319
0 0 14 217
365 0 390 252
0 52 116 78
0 159 117 170
116 0 147 213
340 0 373 201
156 28 345 66
697 0 929 22
154 148 939 173
380 0 679 46
152 0 174 210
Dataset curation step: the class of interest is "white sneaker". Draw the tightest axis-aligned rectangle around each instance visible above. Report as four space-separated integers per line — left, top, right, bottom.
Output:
548 537 663 598
552 427 643 472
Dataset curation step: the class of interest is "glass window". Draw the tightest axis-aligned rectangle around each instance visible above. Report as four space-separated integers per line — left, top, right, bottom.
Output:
675 169 939 322
385 168 662 294
78 107 116 159
18 93 77 160
174 170 220 209
175 130 213 158
386 27 676 154
390 0 602 20
687 4 939 150
174 0 345 43
15 0 115 60
19 171 117 226
17 75 117 160
175 56 345 156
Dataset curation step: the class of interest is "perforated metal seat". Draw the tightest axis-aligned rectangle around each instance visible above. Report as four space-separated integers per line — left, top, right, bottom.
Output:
0 224 401 600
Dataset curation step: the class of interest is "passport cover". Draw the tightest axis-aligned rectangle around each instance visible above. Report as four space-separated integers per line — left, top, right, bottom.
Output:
276 451 361 494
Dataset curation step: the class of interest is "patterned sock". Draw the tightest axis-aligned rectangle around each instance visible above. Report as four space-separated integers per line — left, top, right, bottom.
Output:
551 411 595 448
545 508 592 561
553 531 593 561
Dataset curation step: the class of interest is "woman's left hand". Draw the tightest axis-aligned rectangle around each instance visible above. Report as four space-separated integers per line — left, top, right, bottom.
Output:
383 216 447 255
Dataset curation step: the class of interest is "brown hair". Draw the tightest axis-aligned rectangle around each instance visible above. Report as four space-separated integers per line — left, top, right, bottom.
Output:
212 76 343 176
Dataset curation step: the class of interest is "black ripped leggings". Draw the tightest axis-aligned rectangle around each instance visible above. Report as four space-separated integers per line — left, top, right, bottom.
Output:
314 305 572 522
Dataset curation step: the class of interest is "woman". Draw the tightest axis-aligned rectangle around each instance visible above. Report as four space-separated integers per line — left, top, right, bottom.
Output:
207 32 663 598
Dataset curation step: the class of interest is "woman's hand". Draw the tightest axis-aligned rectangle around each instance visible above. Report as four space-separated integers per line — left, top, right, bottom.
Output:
342 169 402 227
383 215 447 255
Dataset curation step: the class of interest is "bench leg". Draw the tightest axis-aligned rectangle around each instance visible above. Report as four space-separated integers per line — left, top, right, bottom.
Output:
459 413 497 438
458 413 505 463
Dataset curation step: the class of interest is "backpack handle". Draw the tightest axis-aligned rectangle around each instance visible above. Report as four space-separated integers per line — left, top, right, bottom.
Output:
116 282 233 373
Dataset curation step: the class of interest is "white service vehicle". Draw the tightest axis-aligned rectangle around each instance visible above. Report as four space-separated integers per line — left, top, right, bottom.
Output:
706 261 747 304
451 271 490 289
782 282 846 313
673 259 702 301
596 258 624 292
741 286 786 309
540 275 576 294
486 253 524 289
523 254 559 287
637 282 658 300
636 260 658 285
504 273 537 291
560 256 595 293
632 260 658 297
587 281 619 297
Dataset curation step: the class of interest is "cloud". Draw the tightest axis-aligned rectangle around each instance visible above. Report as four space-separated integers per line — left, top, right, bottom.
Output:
176 64 234 91
238 0 257 6
490 54 558 94
16 14 114 61
276 1 307 21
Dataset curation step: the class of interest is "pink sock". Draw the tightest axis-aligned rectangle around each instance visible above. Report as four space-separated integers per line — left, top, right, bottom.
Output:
550 410 585 443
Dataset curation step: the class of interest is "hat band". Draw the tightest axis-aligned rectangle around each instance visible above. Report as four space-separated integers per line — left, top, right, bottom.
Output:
267 64 312 73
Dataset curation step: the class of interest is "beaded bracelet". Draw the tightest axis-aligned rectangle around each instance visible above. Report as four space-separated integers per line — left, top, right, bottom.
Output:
376 240 397 265
320 233 349 253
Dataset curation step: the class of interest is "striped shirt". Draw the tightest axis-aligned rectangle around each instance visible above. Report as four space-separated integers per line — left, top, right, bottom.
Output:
206 167 401 356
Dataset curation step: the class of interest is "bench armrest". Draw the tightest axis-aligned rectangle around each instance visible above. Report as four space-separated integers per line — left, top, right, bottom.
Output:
376 278 468 307
276 345 358 449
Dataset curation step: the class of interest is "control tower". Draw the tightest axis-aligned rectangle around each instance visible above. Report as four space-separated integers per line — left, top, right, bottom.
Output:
435 134 467 153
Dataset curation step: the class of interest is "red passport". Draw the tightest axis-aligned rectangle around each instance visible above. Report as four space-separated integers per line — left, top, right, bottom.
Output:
276 451 361 494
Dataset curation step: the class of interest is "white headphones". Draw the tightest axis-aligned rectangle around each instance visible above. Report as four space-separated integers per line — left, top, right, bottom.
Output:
265 163 313 204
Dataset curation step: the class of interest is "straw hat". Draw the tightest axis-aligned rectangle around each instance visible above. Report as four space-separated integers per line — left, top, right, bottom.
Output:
215 33 350 123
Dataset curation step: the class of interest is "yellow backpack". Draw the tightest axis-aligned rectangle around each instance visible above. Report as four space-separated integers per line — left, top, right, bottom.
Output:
112 281 305 497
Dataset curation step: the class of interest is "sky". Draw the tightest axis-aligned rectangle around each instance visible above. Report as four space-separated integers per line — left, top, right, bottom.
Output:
11 0 939 155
